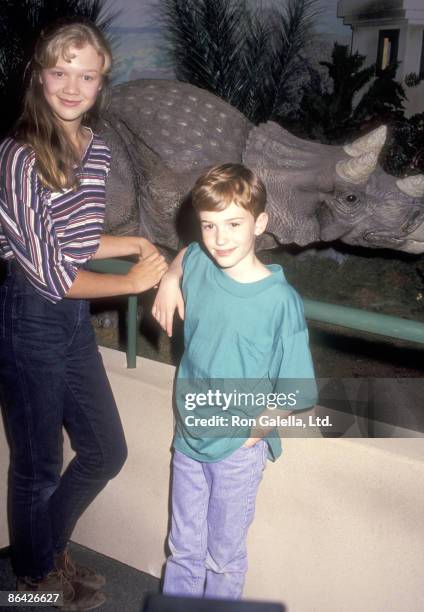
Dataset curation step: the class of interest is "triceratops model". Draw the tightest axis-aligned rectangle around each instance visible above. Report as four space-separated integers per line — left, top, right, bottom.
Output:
98 79 424 254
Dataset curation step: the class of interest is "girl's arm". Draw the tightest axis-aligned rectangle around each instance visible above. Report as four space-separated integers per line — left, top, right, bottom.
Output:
1 144 167 300
92 235 159 260
152 247 187 337
68 235 167 298
66 251 168 299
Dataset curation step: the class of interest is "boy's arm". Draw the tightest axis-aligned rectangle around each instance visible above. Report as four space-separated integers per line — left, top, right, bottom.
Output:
152 247 187 337
243 407 294 447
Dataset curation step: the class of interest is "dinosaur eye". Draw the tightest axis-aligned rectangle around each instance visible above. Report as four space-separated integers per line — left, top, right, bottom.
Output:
335 191 361 215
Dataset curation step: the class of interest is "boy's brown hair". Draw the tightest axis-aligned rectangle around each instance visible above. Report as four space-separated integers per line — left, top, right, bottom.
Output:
190 163 266 219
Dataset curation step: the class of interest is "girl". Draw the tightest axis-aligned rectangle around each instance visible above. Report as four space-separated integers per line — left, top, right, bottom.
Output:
0 19 167 610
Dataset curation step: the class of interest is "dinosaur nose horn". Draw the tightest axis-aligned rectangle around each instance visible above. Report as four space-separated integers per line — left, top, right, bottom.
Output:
336 151 379 184
343 125 387 157
396 174 424 198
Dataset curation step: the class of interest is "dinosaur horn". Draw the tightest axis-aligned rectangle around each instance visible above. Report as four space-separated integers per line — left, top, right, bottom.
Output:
336 151 379 184
343 125 387 157
396 174 424 197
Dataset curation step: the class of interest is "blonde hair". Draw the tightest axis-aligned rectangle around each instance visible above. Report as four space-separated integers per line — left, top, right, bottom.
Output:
15 19 112 191
190 163 266 219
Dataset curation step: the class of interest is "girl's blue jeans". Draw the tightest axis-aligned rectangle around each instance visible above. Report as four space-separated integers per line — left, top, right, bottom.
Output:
163 439 267 599
0 263 127 579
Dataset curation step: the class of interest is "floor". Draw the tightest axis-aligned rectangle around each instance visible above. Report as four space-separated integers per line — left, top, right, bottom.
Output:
0 543 160 611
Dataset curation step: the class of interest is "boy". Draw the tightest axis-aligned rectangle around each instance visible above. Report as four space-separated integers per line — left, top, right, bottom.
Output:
152 163 316 599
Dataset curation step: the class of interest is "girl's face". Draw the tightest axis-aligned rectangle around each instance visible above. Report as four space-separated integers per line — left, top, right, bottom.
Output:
40 43 104 131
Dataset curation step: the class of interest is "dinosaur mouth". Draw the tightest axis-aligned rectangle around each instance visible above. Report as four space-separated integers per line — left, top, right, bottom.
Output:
363 224 424 253
363 231 406 246
361 210 424 251
397 222 424 254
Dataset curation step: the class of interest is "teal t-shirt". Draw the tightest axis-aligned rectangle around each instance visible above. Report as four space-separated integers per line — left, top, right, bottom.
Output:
173 242 317 462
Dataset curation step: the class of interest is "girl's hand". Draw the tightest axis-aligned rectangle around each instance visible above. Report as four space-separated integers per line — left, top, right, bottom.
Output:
152 273 185 337
127 252 168 293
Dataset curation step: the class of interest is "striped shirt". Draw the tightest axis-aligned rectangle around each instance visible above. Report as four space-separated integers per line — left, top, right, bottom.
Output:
0 131 111 302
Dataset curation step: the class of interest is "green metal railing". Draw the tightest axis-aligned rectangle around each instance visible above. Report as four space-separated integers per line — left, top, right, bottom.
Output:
303 299 424 345
88 258 137 368
89 258 424 368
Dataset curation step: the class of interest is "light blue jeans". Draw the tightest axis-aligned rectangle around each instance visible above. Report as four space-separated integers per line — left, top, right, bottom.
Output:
163 440 268 599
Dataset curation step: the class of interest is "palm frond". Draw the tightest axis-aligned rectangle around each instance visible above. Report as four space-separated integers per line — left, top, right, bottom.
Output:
162 0 247 108
239 11 275 122
162 0 317 125
269 0 321 117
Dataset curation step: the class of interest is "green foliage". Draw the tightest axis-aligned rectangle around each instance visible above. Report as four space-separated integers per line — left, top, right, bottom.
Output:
404 72 421 88
162 0 246 108
161 3 421 176
353 64 406 126
286 43 406 143
383 113 424 177
162 0 320 124
281 42 422 176
162 3 422 174
0 0 117 139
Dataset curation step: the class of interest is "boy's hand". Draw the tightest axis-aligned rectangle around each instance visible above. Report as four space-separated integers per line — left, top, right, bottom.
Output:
242 437 262 448
137 237 161 259
152 273 185 337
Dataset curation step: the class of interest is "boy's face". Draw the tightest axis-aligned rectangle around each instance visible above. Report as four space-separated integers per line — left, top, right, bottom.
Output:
199 202 268 273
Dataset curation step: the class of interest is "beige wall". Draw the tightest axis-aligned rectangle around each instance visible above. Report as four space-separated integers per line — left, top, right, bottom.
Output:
1 347 424 611
404 25 424 76
406 80 424 115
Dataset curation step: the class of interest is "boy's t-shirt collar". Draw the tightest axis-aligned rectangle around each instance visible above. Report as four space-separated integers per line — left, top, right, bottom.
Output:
213 261 285 297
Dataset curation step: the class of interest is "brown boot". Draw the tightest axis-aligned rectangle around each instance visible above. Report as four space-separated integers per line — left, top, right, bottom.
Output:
55 548 106 590
17 569 106 611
